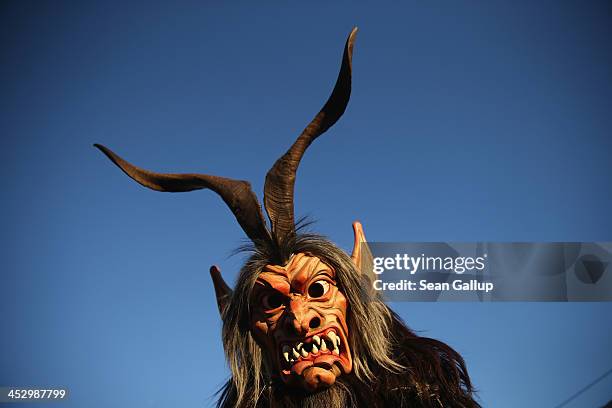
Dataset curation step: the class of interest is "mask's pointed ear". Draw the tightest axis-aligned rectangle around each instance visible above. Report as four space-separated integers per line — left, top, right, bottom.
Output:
209 265 232 315
351 221 373 275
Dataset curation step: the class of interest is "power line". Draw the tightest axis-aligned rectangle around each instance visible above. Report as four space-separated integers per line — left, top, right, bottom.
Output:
552 367 612 408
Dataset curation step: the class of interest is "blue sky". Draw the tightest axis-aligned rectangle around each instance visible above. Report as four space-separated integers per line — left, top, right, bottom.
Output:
1 1 611 407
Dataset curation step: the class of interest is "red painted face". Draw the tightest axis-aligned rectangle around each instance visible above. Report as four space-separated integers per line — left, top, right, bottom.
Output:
250 253 352 391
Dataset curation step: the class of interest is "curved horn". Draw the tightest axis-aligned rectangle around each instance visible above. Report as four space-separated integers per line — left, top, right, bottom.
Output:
263 27 358 244
94 144 270 243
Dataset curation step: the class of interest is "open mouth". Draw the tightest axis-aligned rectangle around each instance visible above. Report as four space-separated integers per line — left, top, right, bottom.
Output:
279 327 349 378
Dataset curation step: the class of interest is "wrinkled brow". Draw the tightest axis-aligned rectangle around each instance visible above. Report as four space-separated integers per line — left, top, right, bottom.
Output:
254 271 291 297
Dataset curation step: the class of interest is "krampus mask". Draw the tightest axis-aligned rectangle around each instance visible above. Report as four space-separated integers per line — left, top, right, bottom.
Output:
96 28 479 408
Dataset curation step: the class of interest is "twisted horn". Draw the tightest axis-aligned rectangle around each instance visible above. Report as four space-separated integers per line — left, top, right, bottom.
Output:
94 144 270 243
263 27 358 244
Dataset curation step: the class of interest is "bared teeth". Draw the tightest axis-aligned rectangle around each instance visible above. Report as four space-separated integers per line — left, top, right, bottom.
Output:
284 331 342 364
324 330 341 355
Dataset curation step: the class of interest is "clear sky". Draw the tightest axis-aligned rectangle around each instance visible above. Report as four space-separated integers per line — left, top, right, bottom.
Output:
1 1 611 407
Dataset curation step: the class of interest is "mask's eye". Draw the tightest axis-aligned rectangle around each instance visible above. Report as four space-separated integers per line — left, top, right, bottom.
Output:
262 292 284 310
308 280 330 298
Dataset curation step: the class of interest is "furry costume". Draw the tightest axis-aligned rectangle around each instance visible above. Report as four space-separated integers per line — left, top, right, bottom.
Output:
96 28 480 408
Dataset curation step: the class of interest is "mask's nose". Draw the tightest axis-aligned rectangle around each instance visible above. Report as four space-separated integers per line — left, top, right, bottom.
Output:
284 296 322 336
